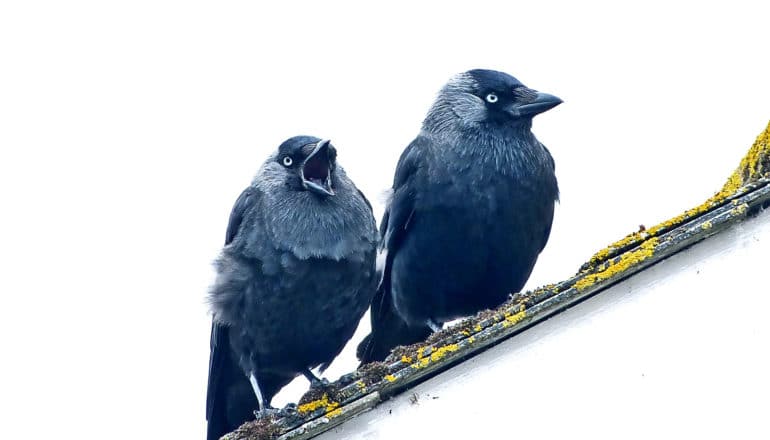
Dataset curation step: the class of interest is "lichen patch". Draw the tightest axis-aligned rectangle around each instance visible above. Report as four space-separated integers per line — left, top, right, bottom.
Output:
574 238 660 291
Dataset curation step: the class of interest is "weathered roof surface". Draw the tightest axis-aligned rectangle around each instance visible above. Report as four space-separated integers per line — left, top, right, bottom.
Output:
223 121 770 440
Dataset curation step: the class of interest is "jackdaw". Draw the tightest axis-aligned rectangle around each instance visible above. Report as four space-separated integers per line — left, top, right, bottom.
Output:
357 69 561 363
206 136 377 440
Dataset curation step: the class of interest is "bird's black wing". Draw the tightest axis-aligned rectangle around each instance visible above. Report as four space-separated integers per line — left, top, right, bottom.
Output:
224 188 257 246
357 136 433 363
538 143 557 252
207 187 259 438
381 138 422 259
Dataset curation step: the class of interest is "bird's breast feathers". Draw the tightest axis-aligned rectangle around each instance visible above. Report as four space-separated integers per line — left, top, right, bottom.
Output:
410 138 556 217
263 193 376 261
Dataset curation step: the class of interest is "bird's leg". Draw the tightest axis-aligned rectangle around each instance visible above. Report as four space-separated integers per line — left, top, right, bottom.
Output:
426 318 443 333
249 373 267 411
302 369 330 389
250 373 283 419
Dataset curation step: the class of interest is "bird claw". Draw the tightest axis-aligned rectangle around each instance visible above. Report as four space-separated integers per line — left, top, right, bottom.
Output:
337 372 359 386
277 403 298 418
309 377 331 390
426 319 443 333
253 406 280 420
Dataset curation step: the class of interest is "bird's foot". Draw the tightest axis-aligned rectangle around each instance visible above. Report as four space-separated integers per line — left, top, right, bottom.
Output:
337 371 359 387
277 403 298 418
253 406 280 420
308 377 331 390
426 319 443 333
302 368 331 389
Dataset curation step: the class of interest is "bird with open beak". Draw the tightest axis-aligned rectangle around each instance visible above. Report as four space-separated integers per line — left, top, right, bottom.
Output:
206 136 377 440
299 139 335 196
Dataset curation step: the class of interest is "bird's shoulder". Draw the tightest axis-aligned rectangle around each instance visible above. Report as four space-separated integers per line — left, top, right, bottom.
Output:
225 186 263 246
380 135 437 252
391 134 435 188
540 142 556 172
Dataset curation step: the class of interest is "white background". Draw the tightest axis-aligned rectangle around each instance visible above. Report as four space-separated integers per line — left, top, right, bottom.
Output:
1 1 767 439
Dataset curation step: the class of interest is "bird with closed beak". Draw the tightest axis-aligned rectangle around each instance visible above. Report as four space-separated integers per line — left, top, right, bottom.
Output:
206 136 377 440
358 69 561 363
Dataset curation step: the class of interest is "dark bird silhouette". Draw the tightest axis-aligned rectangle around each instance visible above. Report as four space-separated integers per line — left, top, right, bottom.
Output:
358 69 560 363
206 136 377 440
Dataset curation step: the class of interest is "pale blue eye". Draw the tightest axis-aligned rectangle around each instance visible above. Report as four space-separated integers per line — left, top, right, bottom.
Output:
282 156 293 167
485 93 498 103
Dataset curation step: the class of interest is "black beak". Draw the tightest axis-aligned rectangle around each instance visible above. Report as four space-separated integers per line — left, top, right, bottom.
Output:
509 91 562 118
301 139 335 197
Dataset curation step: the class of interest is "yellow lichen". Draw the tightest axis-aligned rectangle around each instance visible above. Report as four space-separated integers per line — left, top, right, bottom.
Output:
734 203 748 215
645 122 770 236
584 230 650 271
473 324 482 332
355 380 367 391
701 220 713 230
326 407 343 418
574 238 660 291
411 346 431 368
400 355 413 363
410 344 460 370
384 374 397 382
297 394 339 414
646 203 714 236
428 344 459 362
467 336 476 344
720 121 770 193
583 122 770 271
501 306 527 328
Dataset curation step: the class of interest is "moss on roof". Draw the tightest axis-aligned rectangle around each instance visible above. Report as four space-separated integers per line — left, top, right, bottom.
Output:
222 120 770 440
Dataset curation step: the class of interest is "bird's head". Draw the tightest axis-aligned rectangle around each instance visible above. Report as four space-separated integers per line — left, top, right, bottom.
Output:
424 69 562 130
274 136 337 197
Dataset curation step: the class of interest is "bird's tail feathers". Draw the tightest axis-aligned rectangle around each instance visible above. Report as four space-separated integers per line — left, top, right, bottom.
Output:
357 283 432 365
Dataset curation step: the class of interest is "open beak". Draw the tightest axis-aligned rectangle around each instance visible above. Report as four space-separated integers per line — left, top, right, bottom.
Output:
508 90 562 118
301 139 335 197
